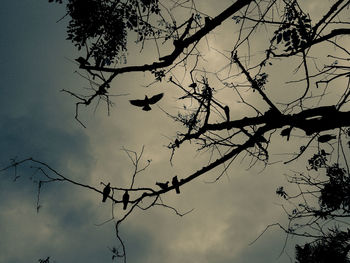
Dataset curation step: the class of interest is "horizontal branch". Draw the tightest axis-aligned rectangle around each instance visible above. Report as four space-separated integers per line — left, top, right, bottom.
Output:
81 0 254 75
185 106 350 140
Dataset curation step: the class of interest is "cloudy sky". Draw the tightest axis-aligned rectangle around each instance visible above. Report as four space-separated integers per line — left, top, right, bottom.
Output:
1 1 348 263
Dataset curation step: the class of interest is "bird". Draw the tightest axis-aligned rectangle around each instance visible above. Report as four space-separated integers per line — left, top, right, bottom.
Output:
205 16 211 25
224 106 230 123
129 93 164 111
318 134 336 143
102 183 111 202
156 181 169 190
122 190 129 210
172 176 180 194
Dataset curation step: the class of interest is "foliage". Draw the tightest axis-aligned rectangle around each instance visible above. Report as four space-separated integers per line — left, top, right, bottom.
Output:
3 0 350 261
320 164 350 211
295 228 350 263
52 0 162 65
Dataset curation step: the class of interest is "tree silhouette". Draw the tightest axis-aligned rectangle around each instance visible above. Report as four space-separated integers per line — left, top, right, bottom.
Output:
295 228 350 263
2 0 350 261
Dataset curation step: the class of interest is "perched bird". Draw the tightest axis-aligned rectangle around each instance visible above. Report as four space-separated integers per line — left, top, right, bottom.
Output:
205 16 211 25
224 106 230 123
102 183 111 203
129 93 164 111
318 134 336 143
122 190 129 210
172 176 180 194
156 181 169 190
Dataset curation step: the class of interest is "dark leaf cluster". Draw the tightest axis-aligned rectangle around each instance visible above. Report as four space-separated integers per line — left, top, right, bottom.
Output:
151 69 165 82
320 164 350 211
295 228 350 263
272 2 312 52
276 186 287 199
254 73 268 90
177 112 200 129
57 0 160 65
307 150 328 171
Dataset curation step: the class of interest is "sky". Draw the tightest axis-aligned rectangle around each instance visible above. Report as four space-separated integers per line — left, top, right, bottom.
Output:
0 1 348 263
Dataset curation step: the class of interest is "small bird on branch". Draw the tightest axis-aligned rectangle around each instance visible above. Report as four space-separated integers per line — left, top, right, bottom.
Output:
156 181 169 190
224 106 230 123
102 183 111 202
129 93 164 111
172 176 180 194
122 190 129 210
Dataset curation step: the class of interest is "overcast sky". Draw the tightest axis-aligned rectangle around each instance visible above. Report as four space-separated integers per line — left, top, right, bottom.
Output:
1 1 347 263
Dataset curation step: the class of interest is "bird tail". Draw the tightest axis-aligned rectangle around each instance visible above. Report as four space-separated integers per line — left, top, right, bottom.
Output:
102 196 107 202
123 202 128 210
142 105 151 111
175 186 180 194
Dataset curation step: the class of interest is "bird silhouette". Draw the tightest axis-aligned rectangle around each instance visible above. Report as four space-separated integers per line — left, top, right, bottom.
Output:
102 183 111 202
224 106 230 123
129 93 164 111
205 16 211 25
172 176 180 194
122 190 129 210
156 181 169 190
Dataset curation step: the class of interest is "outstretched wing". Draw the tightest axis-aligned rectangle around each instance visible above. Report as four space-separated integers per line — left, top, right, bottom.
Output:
129 99 146 107
148 93 164 105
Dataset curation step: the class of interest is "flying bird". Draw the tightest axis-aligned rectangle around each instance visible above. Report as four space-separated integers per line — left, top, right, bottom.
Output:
129 93 164 111
172 176 180 194
102 183 111 202
156 181 169 190
122 190 129 210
